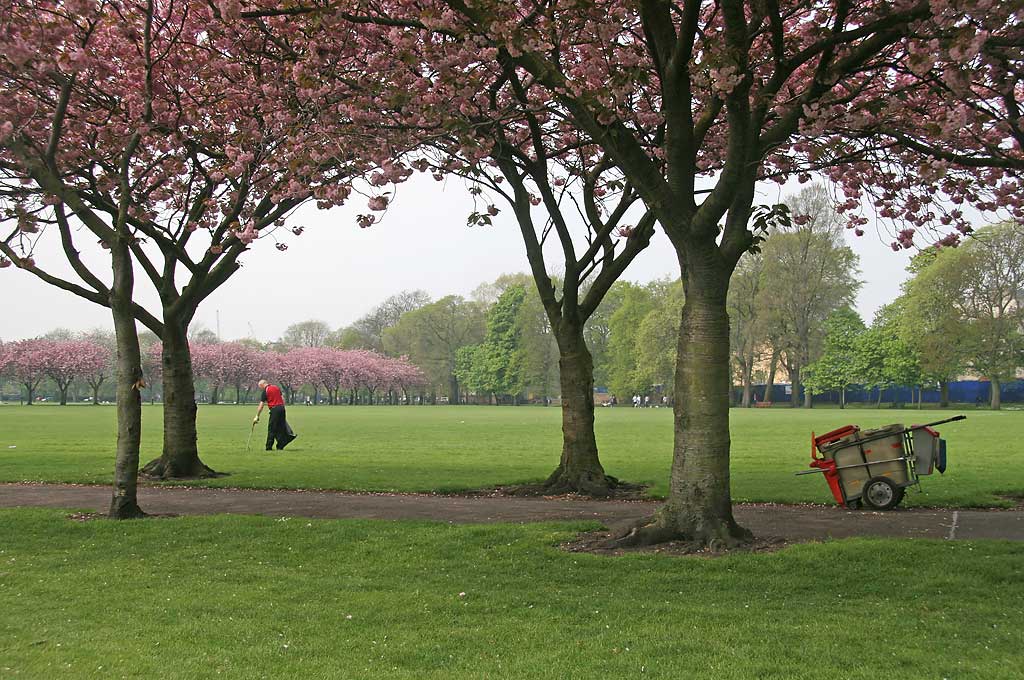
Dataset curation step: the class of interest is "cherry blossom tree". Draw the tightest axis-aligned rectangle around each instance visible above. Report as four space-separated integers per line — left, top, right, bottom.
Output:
5 339 48 405
189 343 221 403
224 344 264 403
281 347 326 403
191 342 263 403
0 0 405 479
309 348 354 405
39 339 110 406
78 330 117 404
379 354 427 404
353 349 410 403
257 0 1023 546
142 341 165 404
240 1 660 492
271 347 425 404
260 350 306 403
0 339 10 382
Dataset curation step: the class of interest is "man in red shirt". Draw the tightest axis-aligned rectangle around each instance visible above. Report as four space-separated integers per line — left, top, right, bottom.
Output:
254 379 297 451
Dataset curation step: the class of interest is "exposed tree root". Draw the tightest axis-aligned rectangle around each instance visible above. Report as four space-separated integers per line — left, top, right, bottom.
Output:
140 456 225 480
543 468 618 497
600 512 754 552
108 499 147 520
502 468 645 498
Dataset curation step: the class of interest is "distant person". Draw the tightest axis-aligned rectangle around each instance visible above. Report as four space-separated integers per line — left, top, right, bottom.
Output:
644 395 650 408
254 379 297 451
975 394 983 408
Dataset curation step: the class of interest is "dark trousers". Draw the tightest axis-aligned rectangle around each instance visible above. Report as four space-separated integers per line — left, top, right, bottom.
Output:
266 405 295 450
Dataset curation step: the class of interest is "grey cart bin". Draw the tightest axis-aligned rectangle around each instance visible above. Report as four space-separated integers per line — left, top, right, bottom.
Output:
798 416 963 511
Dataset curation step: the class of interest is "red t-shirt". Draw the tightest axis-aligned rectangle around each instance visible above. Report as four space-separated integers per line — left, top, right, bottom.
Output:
261 384 284 408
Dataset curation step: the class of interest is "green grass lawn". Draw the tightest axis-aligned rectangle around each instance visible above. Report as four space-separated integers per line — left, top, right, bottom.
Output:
0 509 1021 679
0 404 1020 506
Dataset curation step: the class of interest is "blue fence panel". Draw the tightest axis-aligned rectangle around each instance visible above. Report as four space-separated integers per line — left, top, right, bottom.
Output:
741 380 1023 404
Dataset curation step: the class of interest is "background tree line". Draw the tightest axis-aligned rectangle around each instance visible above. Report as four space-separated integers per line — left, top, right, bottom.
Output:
804 222 1024 410
8 213 1020 410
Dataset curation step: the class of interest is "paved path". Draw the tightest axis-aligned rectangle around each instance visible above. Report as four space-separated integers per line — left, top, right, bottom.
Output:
2 483 1022 542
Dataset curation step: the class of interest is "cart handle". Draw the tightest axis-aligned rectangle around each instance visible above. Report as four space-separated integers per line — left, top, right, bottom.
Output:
815 415 967 453
913 415 966 429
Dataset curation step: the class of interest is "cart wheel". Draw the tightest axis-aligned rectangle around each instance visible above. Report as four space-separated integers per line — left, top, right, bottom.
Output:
862 477 902 511
893 486 906 507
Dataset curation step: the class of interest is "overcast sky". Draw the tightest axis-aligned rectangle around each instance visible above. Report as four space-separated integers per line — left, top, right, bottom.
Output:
0 175 916 342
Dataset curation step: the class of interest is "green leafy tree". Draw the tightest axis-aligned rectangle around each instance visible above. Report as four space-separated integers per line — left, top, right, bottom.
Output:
605 282 657 400
383 296 485 402
897 253 967 405
757 186 862 407
585 280 630 389
728 254 765 407
455 285 527 403
515 286 560 403
804 307 866 409
348 291 432 352
634 282 685 399
281 320 332 349
454 344 486 400
331 326 371 350
854 305 922 406
902 224 1024 408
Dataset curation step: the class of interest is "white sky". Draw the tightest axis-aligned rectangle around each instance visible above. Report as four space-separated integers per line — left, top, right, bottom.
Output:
0 175 915 341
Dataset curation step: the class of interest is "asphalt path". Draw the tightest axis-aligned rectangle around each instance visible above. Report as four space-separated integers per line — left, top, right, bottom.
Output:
2 483 1022 542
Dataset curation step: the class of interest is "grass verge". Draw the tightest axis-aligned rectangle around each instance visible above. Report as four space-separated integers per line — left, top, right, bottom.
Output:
0 405 1020 506
1 509 1022 679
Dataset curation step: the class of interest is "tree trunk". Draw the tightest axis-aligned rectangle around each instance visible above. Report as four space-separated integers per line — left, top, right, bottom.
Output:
92 382 101 404
939 380 949 407
108 233 145 519
990 378 1001 410
23 382 34 405
542 322 616 495
740 356 753 408
789 363 801 408
448 375 459 405
840 387 846 409
764 349 778 404
611 255 749 548
141 320 217 479
804 388 813 408
58 382 69 406
876 387 883 407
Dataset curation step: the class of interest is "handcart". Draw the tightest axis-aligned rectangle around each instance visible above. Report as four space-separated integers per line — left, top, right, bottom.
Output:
795 415 965 510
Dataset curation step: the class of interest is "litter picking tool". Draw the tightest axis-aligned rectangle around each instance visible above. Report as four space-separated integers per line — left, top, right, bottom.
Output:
795 415 965 510
246 419 257 452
